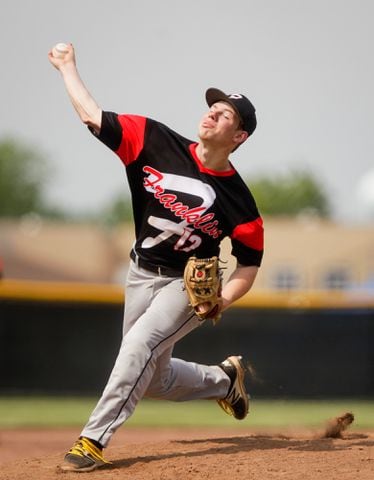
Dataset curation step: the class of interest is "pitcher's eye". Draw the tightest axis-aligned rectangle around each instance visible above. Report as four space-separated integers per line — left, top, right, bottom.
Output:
224 111 235 121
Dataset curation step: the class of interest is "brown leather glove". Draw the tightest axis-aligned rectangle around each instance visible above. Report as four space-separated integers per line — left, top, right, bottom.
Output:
183 256 222 324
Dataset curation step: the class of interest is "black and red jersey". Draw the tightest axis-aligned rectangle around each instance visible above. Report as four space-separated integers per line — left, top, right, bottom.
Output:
92 111 264 271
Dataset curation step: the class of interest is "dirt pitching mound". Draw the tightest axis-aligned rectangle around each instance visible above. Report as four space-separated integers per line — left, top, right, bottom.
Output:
1 427 373 480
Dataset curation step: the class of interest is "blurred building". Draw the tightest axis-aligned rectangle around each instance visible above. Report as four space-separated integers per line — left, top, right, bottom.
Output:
254 217 374 292
0 216 373 292
0 217 134 284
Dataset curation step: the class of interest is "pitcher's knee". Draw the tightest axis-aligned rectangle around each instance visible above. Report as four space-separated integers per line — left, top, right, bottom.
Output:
145 366 173 398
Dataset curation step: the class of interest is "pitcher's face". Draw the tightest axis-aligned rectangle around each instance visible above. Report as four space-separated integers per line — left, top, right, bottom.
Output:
198 101 245 148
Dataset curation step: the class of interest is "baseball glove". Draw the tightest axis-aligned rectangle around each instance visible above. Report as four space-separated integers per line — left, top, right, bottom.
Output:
183 256 222 324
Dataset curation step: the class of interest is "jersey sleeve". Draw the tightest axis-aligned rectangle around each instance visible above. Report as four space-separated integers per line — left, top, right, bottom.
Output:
90 111 146 166
230 217 264 266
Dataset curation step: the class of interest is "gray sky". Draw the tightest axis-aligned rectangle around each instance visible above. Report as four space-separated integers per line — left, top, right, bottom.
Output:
1 0 374 223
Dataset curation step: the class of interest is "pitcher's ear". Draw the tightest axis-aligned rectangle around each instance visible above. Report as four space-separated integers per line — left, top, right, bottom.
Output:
234 130 249 144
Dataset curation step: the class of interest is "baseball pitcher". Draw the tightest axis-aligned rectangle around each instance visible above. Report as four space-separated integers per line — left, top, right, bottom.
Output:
48 42 264 472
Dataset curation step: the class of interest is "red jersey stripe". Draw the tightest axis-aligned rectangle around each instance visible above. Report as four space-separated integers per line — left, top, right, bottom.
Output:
116 115 146 166
189 143 236 176
231 217 264 251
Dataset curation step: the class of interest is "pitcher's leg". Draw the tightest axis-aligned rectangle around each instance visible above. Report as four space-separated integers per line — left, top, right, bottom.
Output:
81 274 199 447
122 260 154 336
146 350 230 401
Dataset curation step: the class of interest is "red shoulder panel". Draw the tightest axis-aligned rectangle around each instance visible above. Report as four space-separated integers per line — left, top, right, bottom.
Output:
116 115 146 166
231 217 264 251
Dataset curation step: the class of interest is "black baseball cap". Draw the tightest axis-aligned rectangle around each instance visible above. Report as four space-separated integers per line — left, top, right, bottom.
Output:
205 87 257 136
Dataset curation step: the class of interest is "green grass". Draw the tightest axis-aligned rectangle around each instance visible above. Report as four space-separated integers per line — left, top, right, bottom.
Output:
0 397 373 429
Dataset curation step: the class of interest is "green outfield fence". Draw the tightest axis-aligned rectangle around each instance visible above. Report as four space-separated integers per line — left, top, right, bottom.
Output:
0 279 373 398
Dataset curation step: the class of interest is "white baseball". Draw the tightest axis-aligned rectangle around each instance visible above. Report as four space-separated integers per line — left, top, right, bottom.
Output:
52 43 69 59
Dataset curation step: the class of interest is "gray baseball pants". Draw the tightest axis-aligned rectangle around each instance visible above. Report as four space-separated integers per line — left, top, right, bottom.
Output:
81 260 231 447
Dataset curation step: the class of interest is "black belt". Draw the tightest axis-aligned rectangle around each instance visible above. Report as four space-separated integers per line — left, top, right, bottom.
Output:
130 250 183 277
